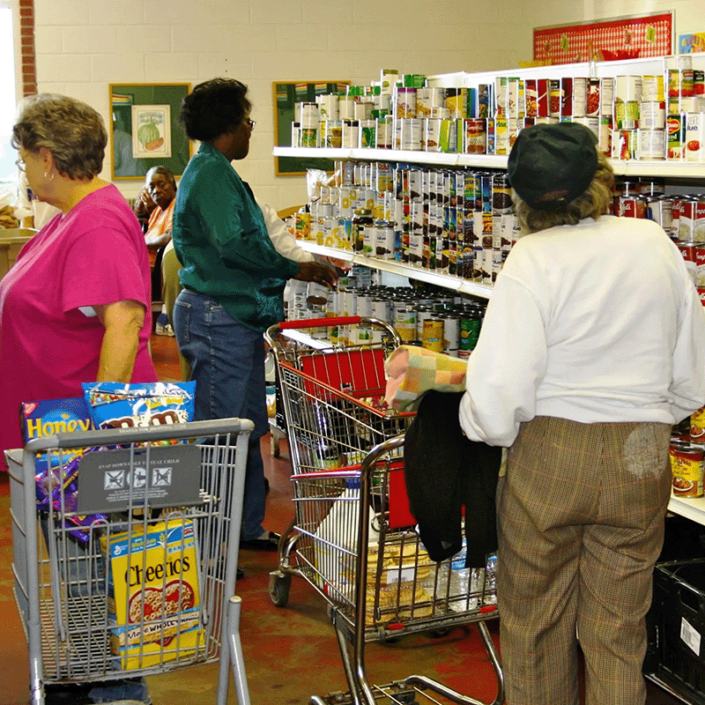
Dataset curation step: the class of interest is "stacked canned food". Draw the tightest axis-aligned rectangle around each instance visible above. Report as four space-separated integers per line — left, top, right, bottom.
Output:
292 63 705 161
288 272 489 358
670 407 705 498
301 160 519 286
610 177 705 299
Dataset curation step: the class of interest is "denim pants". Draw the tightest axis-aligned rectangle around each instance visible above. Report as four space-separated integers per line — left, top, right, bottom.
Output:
173 289 269 541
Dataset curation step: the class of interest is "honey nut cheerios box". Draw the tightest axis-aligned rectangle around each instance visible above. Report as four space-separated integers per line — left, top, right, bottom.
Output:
101 519 203 669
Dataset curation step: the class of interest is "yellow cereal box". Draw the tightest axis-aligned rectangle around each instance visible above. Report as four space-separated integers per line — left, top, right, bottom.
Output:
101 519 202 669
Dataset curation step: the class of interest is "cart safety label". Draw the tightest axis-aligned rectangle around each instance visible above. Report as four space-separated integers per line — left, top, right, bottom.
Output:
681 616 701 656
77 445 202 513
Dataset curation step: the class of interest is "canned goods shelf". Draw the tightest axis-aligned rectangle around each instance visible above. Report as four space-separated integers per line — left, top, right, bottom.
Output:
296 242 494 300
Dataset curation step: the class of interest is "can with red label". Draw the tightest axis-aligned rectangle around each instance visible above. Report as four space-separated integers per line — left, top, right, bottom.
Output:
619 195 647 218
698 287 705 308
612 129 637 160
695 70 705 96
679 199 698 241
692 407 705 442
525 79 538 117
670 443 704 497
676 241 698 269
586 78 601 117
667 114 686 160
463 118 486 154
549 80 561 118
696 200 705 244
696 245 705 286
563 77 587 117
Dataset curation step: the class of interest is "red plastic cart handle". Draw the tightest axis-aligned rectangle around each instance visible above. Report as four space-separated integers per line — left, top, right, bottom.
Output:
279 316 362 330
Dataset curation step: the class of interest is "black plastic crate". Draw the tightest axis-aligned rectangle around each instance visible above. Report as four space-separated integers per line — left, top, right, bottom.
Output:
648 558 705 705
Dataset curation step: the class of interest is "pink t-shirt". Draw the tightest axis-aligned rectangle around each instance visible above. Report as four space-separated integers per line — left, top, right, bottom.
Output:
0 184 157 458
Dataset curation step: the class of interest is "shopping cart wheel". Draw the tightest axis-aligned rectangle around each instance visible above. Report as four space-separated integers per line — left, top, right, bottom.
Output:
269 569 292 607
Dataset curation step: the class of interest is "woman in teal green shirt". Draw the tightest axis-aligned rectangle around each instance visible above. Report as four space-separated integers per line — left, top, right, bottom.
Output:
172 78 335 550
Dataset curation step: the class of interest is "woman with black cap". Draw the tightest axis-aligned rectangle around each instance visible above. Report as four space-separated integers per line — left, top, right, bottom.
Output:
459 121 705 705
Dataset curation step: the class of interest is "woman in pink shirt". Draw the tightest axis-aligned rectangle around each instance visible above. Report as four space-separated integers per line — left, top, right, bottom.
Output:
0 94 157 462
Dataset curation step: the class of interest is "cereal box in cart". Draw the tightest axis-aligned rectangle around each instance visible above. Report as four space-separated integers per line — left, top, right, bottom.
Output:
101 518 203 670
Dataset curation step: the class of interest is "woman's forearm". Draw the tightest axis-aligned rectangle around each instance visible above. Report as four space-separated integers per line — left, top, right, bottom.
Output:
94 300 145 382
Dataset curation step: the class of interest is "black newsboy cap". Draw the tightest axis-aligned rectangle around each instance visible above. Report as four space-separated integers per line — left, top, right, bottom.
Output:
507 122 599 211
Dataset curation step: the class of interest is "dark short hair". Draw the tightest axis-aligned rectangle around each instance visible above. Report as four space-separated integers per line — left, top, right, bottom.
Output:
12 94 107 180
180 79 251 142
145 165 177 189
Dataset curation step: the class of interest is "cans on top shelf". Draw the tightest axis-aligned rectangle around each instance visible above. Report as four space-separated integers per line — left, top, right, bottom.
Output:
290 64 705 162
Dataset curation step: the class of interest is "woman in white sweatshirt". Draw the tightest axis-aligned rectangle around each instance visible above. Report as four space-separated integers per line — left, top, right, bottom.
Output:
459 122 705 705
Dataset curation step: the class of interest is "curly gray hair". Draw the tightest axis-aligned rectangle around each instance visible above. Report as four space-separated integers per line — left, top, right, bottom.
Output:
12 94 107 180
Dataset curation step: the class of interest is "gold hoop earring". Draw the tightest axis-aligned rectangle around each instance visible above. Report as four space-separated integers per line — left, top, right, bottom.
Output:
44 171 55 181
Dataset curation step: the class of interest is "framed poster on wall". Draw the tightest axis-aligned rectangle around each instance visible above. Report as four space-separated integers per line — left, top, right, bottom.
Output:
273 80 350 176
534 12 674 65
109 83 191 181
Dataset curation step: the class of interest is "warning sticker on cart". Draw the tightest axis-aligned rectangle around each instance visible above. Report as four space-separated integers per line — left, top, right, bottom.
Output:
681 616 702 656
77 445 202 513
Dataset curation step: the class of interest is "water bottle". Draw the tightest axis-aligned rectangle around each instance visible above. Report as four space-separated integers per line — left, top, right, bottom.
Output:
483 552 498 605
448 539 473 612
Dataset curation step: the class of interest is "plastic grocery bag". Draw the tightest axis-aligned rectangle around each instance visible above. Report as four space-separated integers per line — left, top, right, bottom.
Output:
314 481 379 601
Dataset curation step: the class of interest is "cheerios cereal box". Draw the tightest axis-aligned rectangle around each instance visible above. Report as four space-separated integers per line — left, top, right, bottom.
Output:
101 519 203 669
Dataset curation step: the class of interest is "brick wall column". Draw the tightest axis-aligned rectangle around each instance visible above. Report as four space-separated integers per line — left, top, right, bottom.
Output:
18 0 35 96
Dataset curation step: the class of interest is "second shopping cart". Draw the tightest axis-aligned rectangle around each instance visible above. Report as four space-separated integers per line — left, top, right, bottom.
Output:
264 316 504 705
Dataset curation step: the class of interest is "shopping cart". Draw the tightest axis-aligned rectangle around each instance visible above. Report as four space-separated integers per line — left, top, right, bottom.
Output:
8 418 254 705
265 317 503 705
282 435 503 705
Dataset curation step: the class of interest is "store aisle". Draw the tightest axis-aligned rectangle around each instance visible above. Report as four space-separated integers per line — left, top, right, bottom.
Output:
0 332 683 705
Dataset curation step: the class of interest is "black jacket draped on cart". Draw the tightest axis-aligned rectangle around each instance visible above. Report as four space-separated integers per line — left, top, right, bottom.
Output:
404 391 502 568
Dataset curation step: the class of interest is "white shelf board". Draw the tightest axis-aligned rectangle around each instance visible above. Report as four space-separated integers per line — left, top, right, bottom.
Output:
668 494 705 527
273 146 705 177
611 161 705 180
299 241 493 299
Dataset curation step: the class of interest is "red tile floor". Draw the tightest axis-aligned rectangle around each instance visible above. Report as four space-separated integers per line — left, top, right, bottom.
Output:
0 333 683 705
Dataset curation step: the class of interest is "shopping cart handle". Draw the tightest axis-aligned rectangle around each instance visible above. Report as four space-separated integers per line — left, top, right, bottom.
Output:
279 316 361 330
24 418 255 451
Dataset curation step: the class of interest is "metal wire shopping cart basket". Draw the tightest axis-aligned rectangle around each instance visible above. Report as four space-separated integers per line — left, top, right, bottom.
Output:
264 317 504 705
8 418 254 705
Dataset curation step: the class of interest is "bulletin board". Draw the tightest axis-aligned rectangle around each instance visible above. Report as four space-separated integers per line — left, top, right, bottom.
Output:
533 12 674 65
273 80 350 176
110 83 192 181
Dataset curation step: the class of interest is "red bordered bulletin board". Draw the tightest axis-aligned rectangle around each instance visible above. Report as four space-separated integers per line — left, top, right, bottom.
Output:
534 12 674 65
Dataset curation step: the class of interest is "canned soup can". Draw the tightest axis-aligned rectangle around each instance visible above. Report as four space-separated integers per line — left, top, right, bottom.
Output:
670 442 704 497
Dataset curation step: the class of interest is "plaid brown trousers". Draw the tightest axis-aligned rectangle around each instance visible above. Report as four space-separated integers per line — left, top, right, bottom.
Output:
496 416 672 705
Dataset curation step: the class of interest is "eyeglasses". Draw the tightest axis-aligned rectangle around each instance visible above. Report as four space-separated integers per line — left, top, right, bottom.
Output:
245 118 256 130
15 157 25 172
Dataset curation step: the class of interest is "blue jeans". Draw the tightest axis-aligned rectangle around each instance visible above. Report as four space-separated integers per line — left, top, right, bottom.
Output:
173 289 269 541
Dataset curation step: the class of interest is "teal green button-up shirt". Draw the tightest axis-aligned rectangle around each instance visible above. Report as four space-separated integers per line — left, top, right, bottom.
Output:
172 142 300 331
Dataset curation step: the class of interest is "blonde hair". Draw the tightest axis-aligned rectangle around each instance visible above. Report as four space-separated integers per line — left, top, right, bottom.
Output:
513 151 615 235
12 94 107 180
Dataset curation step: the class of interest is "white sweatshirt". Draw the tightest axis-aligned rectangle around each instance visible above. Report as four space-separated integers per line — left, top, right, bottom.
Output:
459 215 705 447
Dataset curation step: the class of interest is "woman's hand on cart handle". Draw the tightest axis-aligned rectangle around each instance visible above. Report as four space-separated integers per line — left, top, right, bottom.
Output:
294 261 338 288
